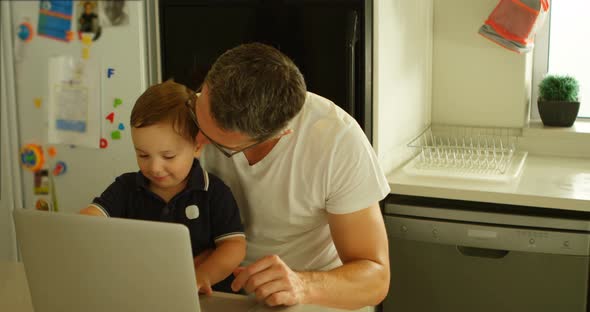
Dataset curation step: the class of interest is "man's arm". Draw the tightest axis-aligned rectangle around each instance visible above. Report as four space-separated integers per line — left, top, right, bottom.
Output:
231 202 389 309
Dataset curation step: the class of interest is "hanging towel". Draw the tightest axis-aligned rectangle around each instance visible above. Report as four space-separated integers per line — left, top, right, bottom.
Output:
479 0 550 53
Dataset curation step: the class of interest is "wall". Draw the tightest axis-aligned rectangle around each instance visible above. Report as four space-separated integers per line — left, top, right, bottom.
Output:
432 0 532 128
373 0 433 174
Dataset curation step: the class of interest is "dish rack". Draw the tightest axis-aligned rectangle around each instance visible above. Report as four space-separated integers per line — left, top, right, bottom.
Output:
404 125 527 182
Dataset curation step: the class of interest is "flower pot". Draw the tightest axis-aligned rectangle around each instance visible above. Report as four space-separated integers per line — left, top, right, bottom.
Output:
537 100 580 127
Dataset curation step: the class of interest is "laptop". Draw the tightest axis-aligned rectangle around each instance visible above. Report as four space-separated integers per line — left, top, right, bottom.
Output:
13 209 202 312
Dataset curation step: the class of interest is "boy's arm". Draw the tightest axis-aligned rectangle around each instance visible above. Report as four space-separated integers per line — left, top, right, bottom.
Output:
195 236 246 295
199 172 246 293
80 175 129 217
79 206 107 216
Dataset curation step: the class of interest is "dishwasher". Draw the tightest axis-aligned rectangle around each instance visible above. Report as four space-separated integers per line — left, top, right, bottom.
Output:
382 195 590 312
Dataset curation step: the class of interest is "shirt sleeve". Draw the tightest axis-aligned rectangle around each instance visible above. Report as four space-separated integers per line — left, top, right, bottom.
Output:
91 175 132 218
207 174 245 242
325 124 391 214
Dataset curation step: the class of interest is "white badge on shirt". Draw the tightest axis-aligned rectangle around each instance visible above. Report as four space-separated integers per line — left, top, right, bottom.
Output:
185 205 200 220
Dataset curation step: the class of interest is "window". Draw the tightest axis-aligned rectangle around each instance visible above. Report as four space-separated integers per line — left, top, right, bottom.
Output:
532 0 590 119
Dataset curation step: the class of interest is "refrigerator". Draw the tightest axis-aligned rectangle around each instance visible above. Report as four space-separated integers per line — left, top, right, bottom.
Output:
0 0 150 261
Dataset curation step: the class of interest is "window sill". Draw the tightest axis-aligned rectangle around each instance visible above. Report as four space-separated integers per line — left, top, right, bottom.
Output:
520 119 590 158
523 119 590 139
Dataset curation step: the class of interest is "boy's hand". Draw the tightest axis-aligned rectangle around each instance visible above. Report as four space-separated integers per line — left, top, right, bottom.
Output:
196 267 213 295
194 249 213 294
197 276 213 296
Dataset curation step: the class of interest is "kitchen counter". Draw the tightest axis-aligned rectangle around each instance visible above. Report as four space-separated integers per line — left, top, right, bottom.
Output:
387 155 590 212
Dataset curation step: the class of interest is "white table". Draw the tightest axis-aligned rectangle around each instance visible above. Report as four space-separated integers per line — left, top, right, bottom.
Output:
0 262 370 312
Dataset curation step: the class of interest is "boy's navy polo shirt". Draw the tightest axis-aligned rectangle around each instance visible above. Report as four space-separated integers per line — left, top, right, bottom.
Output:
91 159 244 256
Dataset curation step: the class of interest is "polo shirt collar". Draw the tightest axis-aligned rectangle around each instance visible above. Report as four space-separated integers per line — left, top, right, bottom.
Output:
135 158 207 191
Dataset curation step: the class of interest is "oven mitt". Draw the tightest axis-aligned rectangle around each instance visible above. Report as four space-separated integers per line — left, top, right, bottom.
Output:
479 0 550 53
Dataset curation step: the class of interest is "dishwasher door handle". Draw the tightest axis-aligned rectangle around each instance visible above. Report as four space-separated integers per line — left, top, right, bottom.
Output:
456 245 510 259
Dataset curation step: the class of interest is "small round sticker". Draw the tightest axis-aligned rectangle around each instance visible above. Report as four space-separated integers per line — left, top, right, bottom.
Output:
185 205 200 220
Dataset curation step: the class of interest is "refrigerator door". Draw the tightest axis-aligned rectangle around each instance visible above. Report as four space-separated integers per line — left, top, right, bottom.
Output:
9 1 148 214
1 1 22 262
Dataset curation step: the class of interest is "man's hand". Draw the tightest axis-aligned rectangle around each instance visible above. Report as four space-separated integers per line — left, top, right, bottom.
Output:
231 255 307 306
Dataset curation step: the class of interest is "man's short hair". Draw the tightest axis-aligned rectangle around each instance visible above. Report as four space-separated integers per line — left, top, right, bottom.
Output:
204 42 307 140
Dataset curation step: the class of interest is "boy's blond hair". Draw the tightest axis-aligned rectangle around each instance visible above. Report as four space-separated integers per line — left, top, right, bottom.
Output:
130 80 198 141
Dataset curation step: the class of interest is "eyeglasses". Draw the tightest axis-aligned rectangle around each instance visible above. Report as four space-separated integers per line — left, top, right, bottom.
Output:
185 93 266 158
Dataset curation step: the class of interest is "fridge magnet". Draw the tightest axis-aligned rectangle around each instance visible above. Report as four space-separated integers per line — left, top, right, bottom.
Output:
100 138 108 149
118 123 125 130
107 68 115 78
38 0 74 42
111 130 121 140
47 146 57 157
18 22 34 42
77 1 102 41
82 47 90 59
49 174 60 212
52 161 67 176
34 98 42 108
113 98 123 107
20 144 45 172
80 33 93 59
14 18 33 63
99 1 129 27
81 33 93 46
34 169 50 195
35 198 51 211
105 112 115 123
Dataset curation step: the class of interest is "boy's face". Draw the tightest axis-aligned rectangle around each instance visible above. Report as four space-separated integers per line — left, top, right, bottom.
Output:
131 122 197 193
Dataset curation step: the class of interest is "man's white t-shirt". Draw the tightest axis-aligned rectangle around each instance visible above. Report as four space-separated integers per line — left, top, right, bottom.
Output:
201 92 390 271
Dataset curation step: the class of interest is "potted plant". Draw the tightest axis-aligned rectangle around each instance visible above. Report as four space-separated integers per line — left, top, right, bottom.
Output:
537 74 580 127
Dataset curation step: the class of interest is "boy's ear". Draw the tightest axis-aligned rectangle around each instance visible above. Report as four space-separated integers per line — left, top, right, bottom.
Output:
193 141 202 158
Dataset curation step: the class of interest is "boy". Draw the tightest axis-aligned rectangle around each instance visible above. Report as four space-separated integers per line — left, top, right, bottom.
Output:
80 80 245 294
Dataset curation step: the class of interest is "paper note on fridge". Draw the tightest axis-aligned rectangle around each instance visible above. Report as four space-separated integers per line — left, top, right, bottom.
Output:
48 56 101 148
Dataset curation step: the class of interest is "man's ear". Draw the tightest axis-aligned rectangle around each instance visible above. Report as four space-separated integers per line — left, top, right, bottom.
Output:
279 129 293 138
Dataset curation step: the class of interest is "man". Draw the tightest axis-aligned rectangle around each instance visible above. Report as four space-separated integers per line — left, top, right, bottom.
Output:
192 43 390 310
